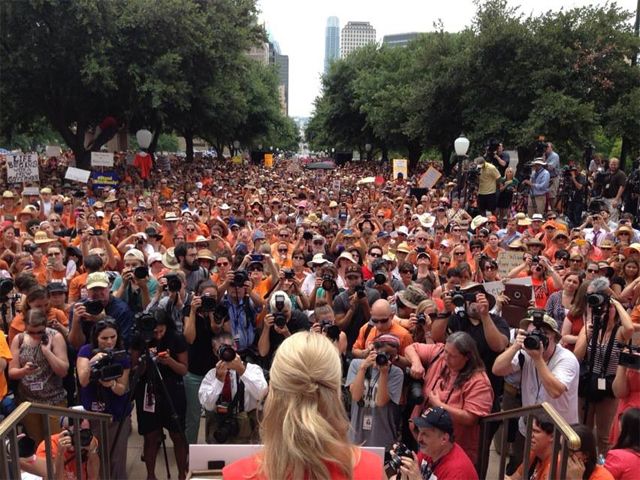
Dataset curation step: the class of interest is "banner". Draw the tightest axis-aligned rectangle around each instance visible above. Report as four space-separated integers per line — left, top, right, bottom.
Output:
264 153 273 168
90 170 120 187
64 167 91 183
91 151 114 167
6 153 39 183
497 251 525 278
392 158 408 179
419 166 442 189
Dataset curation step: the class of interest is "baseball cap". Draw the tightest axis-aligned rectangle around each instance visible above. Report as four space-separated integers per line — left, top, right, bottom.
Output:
86 272 110 289
252 230 266 241
124 248 145 263
147 252 163 266
47 282 67 294
413 407 454 435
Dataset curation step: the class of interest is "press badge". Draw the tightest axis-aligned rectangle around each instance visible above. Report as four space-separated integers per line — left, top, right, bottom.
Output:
30 381 44 391
362 414 373 431
598 378 606 391
143 383 156 413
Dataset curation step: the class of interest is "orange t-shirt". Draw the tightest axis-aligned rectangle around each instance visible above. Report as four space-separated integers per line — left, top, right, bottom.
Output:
36 268 68 286
352 321 413 355
36 433 98 478
0 333 12 398
68 272 89 303
8 308 68 344
222 449 383 480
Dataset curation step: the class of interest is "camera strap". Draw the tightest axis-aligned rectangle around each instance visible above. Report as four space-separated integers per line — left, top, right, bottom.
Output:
228 374 245 415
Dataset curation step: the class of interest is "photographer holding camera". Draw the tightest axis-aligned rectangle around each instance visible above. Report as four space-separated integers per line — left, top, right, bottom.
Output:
69 271 135 350
333 263 381 351
475 156 502 214
564 166 588 228
311 301 347 354
601 157 627 223
574 278 633 454
111 248 158 313
183 280 231 444
131 309 188 480
148 269 189 333
347 333 404 448
258 290 310 368
387 407 478 480
199 332 267 444
492 311 579 473
76 318 130 479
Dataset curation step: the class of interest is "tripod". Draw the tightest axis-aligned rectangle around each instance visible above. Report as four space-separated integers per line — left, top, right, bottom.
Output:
110 341 187 479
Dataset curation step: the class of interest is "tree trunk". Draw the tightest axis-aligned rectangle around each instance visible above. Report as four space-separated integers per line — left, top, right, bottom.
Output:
148 127 161 156
407 141 421 173
184 132 194 163
620 136 629 171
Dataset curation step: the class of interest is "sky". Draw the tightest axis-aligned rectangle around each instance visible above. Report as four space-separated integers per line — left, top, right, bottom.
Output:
257 0 638 118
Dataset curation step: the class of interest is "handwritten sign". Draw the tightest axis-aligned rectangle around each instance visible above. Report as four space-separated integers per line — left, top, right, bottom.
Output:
22 187 40 196
419 166 442 189
91 151 114 167
64 167 91 183
483 280 505 299
392 158 408 179
46 146 62 158
497 250 524 278
6 154 39 183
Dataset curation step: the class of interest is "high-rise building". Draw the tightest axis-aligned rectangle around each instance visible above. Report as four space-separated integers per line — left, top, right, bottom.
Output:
340 21 376 58
382 32 421 48
275 53 289 116
324 16 340 74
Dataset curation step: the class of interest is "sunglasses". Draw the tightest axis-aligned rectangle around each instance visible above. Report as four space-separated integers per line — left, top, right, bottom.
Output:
216 262 229 267
439 261 450 265
569 259 582 263
293 256 305 260
484 265 497 271
369 253 382 258
400 269 412 274
454 252 465 256
278 249 288 253
370 317 389 324
586 269 598 273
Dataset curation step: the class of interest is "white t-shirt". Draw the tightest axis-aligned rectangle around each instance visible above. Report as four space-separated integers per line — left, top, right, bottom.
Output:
510 344 579 435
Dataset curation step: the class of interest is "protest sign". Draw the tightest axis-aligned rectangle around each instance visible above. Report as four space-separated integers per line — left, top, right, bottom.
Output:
46 146 62 158
497 251 524 278
90 151 114 167
6 154 39 183
64 167 91 183
483 280 505 299
90 170 120 187
22 187 40 196
392 159 408 179
332 180 341 192
264 153 273 168
419 166 442 189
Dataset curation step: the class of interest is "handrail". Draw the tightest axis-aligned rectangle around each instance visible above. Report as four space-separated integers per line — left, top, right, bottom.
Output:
0 401 112 480
479 401 580 449
477 402 580 480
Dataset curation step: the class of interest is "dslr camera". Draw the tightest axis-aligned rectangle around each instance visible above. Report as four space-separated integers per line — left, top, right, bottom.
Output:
617 341 640 370
321 274 336 291
231 270 249 288
134 266 149 279
523 309 549 350
385 443 413 477
321 321 340 341
373 270 387 285
199 294 217 313
375 351 390 366
134 311 157 343
416 313 427 326
217 344 236 362
90 350 126 382
354 284 366 299
164 273 182 292
272 293 287 328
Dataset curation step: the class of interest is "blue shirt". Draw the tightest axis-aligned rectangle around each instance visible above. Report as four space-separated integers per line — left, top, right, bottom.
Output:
546 151 560 177
530 167 550 196
223 295 258 352
69 297 135 350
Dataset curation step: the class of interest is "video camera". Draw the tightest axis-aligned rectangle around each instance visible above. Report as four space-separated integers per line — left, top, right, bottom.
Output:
523 309 549 350
587 292 609 317
163 273 182 292
617 341 640 370
133 311 157 343
89 349 126 382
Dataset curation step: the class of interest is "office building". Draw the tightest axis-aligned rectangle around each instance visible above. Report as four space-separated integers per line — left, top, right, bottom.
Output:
340 21 376 58
382 32 421 48
324 16 340 73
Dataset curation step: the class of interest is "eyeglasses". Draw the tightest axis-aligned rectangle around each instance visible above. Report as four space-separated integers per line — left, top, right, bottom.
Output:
216 261 229 267
416 237 428 242
293 255 305 260
586 269 598 273
569 259 582 263
400 269 412 274
439 261 450 265
484 265 497 271
370 317 389 324
96 319 117 329
454 252 465 256
460 240 468 244
471 246 482 251
279 233 290 238
48 252 61 256
278 249 288 253
369 252 382 258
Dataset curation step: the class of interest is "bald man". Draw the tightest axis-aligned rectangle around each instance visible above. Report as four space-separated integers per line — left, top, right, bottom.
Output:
351 299 412 368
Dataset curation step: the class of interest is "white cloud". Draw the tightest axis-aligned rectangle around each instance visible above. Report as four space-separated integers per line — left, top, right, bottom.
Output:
258 0 638 117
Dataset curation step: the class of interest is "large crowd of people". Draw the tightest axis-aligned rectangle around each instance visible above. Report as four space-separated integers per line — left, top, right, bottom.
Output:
0 144 639 480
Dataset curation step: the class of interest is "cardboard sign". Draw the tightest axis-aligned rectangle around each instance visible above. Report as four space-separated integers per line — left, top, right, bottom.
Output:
483 280 506 299
64 167 91 183
497 251 524 278
419 166 442 189
90 151 114 167
22 187 40 196
264 153 273 168
392 158 408 179
46 145 62 158
6 153 39 183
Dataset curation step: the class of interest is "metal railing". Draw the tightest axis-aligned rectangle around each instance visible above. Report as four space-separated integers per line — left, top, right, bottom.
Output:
477 402 580 480
0 402 111 480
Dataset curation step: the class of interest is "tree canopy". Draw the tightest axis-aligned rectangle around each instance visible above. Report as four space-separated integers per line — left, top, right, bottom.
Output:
308 0 640 171
0 0 296 166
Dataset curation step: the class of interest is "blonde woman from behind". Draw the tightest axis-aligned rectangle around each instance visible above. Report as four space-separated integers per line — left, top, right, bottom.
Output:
223 331 383 480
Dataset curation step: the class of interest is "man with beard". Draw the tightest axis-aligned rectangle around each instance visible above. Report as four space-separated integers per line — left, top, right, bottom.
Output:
175 242 209 292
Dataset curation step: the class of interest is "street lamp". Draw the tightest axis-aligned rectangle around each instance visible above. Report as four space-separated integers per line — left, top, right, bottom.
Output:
454 133 470 157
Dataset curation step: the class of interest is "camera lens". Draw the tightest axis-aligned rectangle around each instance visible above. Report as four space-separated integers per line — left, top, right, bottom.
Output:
134 266 149 279
375 352 389 366
217 345 236 362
